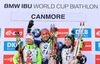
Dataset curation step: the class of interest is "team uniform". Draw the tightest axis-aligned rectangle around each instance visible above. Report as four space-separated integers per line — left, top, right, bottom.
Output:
13 34 42 64
57 34 85 64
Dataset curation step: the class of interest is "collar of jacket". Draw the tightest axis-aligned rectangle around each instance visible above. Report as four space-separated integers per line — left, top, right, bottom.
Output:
41 39 51 43
62 44 71 49
25 43 37 49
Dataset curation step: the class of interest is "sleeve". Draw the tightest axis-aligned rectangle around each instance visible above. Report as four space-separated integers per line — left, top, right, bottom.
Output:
79 39 85 53
37 48 42 64
27 20 34 33
56 50 61 61
77 56 83 64
13 51 19 64
56 47 62 64
34 40 41 47
57 42 63 50
56 42 63 64
27 28 31 33
76 40 86 64
59 50 62 64
77 55 87 64
80 39 85 48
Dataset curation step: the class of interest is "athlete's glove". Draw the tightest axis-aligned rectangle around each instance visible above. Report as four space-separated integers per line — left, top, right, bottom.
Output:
28 20 34 28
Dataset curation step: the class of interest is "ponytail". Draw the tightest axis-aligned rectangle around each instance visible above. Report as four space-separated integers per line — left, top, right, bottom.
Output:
71 35 75 53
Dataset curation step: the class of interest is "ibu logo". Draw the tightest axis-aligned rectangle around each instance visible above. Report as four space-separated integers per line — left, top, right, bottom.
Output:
95 41 100 51
4 41 23 51
72 28 91 38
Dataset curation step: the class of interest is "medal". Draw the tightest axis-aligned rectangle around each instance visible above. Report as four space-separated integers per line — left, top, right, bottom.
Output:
42 57 46 62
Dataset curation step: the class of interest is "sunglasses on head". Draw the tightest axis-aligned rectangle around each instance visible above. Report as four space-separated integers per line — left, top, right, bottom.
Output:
65 34 73 40
41 28 48 31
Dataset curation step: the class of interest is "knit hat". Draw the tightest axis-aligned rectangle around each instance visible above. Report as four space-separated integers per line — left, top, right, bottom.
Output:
26 33 34 41
41 28 50 36
65 34 73 41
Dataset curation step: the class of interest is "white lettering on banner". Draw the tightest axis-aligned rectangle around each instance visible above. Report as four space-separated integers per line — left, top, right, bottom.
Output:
96 58 100 61
96 31 100 36
12 43 16 47
99 43 100 47
56 32 68 34
4 58 13 62
6 30 22 36
7 43 11 47
76 30 79 34
12 31 15 35
85 45 91 47
76 30 88 34
19 32 22 35
84 30 88 34
7 43 16 47
6 30 11 36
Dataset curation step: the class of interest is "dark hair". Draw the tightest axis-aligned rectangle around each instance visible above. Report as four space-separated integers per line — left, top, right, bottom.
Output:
70 34 75 53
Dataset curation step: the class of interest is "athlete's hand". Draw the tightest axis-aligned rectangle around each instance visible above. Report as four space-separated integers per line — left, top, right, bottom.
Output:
28 20 34 28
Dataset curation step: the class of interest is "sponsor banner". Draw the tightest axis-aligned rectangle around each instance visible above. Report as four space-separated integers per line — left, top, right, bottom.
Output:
95 28 100 38
95 41 100 51
82 41 92 51
0 28 1 38
4 28 24 38
4 41 23 51
74 41 92 51
72 28 91 38
3 55 14 64
0 41 1 49
55 28 69 38
95 55 100 64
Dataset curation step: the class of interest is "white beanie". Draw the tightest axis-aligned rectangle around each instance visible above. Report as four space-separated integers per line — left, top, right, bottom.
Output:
26 33 34 41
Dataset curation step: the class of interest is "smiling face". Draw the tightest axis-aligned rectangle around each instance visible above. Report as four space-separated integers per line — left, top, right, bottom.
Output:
41 33 49 41
26 38 34 45
65 38 72 47
41 29 50 41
